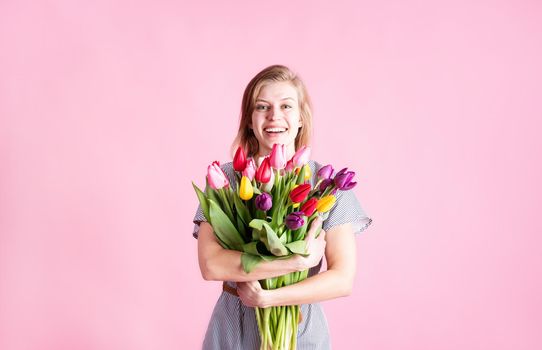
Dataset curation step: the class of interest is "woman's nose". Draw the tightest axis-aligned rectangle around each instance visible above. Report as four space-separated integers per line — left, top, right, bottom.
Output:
268 107 283 120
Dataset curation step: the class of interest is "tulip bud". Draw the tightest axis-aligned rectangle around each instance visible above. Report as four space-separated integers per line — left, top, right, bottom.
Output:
316 195 336 213
233 146 247 172
255 157 272 183
319 178 333 192
317 164 334 180
289 184 311 203
261 168 275 192
285 211 305 230
292 146 311 167
207 161 229 189
334 168 356 190
300 197 318 216
255 193 273 211
243 157 256 181
341 181 357 191
303 164 311 181
269 144 286 170
285 159 294 172
239 176 253 200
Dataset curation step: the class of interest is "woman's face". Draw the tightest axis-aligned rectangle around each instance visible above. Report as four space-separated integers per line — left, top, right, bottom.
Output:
250 81 302 159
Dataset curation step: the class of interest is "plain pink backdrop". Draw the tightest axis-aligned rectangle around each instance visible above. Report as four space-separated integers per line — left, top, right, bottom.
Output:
1 0 541 349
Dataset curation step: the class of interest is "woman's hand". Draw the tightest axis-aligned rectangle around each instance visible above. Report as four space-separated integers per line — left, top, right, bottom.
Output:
237 280 270 308
295 217 327 270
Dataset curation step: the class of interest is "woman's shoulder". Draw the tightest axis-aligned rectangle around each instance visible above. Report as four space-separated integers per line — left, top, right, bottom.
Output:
219 161 234 173
308 159 324 174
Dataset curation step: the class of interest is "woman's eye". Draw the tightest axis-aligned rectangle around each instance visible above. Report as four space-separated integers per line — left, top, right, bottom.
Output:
256 105 269 111
282 105 292 109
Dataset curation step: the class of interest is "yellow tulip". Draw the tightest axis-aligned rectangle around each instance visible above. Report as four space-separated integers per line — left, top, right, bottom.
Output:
303 164 311 181
316 195 336 213
239 176 253 200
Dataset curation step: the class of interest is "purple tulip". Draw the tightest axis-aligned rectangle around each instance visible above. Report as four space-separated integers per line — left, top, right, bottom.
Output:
334 168 356 190
317 164 334 180
255 193 273 211
341 181 357 190
285 211 305 230
319 178 333 192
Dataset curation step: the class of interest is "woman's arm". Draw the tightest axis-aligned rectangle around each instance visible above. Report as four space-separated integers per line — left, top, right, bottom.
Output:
197 218 326 282
236 223 356 307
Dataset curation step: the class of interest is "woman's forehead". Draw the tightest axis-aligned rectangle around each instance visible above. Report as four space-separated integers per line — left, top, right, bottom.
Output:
257 82 299 101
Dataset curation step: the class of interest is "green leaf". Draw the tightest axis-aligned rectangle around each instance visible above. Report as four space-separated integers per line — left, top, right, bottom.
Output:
208 200 245 250
296 166 306 184
285 241 308 255
241 253 263 273
252 227 262 241
233 193 252 226
261 222 288 256
242 242 259 255
249 218 266 230
192 182 210 221
205 182 221 207
217 188 235 223
236 215 246 238
294 222 308 241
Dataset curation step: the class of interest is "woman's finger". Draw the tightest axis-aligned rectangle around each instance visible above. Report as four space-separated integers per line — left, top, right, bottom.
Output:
305 217 322 240
317 228 326 240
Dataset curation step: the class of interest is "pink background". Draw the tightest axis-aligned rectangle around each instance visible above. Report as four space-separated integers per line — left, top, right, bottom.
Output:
1 0 541 349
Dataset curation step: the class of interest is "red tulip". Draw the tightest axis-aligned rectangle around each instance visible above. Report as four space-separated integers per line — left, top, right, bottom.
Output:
233 146 247 172
300 197 318 216
255 157 272 183
289 184 311 203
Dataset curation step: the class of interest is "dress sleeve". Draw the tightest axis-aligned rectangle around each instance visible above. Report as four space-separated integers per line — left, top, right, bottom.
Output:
192 204 207 239
322 189 373 234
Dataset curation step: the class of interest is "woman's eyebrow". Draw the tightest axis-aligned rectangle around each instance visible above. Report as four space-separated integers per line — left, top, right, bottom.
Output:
256 97 296 102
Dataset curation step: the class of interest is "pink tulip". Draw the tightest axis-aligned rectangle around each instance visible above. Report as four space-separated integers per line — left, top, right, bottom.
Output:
207 161 229 189
269 144 286 170
242 157 256 181
285 159 294 172
292 146 311 167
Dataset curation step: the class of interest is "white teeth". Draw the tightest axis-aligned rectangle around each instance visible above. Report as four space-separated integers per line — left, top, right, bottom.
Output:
265 128 287 133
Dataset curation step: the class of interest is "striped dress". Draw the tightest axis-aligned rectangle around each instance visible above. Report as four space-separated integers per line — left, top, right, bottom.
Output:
193 160 373 349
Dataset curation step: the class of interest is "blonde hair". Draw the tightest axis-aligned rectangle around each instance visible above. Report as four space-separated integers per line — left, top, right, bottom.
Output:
231 65 313 158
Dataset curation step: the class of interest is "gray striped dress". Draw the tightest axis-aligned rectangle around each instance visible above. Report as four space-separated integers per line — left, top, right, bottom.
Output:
193 160 372 349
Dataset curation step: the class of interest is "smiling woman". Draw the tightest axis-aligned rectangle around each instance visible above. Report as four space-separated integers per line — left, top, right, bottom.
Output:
193 65 372 350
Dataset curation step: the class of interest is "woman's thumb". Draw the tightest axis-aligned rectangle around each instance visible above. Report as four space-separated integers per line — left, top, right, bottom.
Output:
305 217 322 241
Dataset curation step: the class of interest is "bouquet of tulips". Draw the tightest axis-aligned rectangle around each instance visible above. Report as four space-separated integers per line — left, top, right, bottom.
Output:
193 144 357 350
